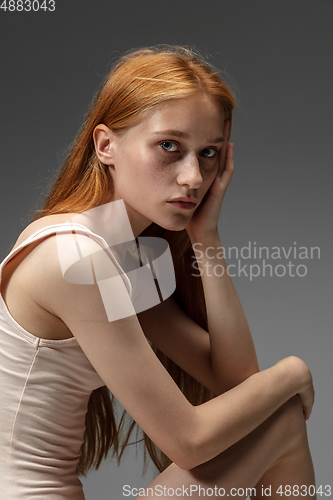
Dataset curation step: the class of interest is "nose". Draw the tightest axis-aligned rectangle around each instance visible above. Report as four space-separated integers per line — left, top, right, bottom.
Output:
176 154 203 189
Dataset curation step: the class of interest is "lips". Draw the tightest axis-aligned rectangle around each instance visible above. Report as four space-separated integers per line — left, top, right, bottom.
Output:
167 197 198 210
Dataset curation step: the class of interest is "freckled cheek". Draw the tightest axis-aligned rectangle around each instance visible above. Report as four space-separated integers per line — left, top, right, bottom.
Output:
126 148 175 189
142 157 173 184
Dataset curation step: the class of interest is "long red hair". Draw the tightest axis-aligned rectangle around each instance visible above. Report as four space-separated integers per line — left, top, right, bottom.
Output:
34 46 236 475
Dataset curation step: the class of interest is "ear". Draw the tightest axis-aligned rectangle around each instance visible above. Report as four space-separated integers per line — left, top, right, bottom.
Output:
93 124 115 165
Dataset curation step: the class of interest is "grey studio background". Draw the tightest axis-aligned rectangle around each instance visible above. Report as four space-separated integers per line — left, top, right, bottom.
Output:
0 0 332 497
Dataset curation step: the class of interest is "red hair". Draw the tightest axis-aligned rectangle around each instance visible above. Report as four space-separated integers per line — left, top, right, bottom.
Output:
37 46 235 218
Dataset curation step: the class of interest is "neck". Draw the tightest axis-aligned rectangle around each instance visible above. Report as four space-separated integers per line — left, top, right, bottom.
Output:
69 199 139 247
121 201 153 238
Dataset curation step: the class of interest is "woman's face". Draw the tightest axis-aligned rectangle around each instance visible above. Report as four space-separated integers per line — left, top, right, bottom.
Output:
98 93 226 235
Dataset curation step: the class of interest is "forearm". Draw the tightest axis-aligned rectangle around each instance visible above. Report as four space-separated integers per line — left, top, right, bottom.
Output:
192 233 259 393
185 356 308 469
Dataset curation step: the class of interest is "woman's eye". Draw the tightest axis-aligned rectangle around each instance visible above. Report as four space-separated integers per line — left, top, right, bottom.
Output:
201 148 217 158
160 141 179 152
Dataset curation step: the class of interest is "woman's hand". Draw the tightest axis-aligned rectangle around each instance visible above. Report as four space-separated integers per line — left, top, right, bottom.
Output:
186 121 234 244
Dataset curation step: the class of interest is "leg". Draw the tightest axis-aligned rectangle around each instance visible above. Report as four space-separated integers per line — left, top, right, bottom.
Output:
253 408 315 499
136 396 316 499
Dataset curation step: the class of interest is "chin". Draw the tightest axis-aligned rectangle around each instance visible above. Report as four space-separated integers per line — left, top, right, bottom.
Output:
154 217 190 233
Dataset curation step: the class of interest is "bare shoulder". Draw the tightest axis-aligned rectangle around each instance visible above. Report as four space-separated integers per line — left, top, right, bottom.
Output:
1 215 91 340
13 213 78 251
22 228 119 320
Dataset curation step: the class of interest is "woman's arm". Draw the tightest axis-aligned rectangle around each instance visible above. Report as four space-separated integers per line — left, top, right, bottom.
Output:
185 137 259 394
30 234 314 471
191 232 259 393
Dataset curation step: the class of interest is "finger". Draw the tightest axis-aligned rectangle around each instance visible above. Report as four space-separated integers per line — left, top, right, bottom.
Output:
219 143 234 189
225 142 234 167
217 120 230 177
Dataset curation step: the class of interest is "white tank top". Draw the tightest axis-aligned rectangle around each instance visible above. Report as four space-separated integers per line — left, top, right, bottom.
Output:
0 223 115 500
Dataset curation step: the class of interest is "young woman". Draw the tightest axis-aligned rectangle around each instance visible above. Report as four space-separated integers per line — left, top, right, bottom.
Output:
0 46 316 499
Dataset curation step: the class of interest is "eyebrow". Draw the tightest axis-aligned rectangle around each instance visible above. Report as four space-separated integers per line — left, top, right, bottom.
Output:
153 129 224 144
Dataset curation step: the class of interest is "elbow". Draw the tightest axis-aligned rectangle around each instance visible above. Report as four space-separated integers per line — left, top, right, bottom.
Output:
173 459 197 471
166 436 200 471
171 447 203 471
170 423 216 471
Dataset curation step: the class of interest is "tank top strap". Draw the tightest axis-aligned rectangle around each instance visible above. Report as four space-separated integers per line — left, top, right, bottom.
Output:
0 223 132 296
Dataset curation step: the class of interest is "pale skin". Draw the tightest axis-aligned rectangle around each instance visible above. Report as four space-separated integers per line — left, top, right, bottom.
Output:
1 94 315 498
